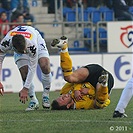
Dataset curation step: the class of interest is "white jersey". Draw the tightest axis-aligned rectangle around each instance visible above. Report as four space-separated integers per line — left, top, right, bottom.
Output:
0 26 49 89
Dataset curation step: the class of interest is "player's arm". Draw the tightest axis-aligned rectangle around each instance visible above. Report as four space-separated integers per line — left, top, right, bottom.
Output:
73 83 95 101
19 44 38 103
51 36 89 83
20 54 38 98
23 44 38 90
0 34 11 95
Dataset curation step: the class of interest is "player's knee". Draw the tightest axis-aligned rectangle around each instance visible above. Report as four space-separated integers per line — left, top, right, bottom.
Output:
39 57 51 72
40 63 51 74
42 66 51 74
64 76 73 83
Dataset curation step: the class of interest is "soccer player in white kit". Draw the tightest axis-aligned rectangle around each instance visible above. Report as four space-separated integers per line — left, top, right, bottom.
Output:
0 26 52 111
113 47 133 118
113 77 133 118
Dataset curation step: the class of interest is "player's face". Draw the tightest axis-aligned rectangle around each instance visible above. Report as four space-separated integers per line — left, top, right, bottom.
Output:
56 93 72 106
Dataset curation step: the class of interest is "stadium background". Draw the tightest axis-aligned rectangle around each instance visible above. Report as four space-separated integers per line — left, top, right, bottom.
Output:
0 0 133 92
0 1 133 133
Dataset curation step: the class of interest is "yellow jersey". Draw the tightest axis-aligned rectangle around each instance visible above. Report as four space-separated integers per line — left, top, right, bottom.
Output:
60 82 95 109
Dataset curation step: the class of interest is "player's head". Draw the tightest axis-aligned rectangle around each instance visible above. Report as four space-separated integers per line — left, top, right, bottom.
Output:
12 34 26 54
51 94 74 110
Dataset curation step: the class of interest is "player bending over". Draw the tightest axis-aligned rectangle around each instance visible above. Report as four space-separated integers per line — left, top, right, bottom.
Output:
0 26 52 111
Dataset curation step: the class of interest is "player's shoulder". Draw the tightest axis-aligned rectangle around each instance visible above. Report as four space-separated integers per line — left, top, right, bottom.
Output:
26 26 39 35
26 26 35 30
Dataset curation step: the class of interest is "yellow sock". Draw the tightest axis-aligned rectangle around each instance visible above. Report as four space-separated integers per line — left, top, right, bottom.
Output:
95 83 109 108
103 99 110 107
60 52 73 76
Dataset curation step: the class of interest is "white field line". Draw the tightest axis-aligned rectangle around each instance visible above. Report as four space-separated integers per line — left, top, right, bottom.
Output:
0 119 132 124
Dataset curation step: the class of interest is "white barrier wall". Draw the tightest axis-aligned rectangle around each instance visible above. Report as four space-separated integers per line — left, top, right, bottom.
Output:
2 53 132 92
108 21 133 52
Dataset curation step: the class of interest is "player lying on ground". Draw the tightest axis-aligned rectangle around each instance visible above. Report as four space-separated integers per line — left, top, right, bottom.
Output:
113 77 133 118
0 26 52 111
50 36 114 110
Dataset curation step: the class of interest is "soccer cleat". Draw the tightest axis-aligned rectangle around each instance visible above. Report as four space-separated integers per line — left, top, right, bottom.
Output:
25 101 39 111
51 39 60 47
42 95 50 109
113 111 128 118
51 36 68 49
98 71 108 86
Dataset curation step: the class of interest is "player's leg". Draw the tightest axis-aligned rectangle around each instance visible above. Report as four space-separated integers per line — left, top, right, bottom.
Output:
113 78 133 118
38 57 52 109
51 36 89 83
51 36 73 77
95 71 110 108
14 53 39 111
38 43 52 109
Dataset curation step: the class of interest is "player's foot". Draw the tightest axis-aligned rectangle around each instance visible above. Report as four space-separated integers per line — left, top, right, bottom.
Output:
113 111 127 118
51 36 68 49
42 94 50 109
25 101 39 111
98 71 108 86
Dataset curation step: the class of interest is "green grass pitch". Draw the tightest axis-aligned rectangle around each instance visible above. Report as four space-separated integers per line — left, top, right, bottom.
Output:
0 89 133 133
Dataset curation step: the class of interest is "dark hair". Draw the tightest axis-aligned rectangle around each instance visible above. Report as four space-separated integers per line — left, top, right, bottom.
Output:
0 11 7 17
51 100 68 110
16 13 23 19
12 34 26 53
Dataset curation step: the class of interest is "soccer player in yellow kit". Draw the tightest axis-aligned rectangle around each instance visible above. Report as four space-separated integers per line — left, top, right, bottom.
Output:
51 36 114 110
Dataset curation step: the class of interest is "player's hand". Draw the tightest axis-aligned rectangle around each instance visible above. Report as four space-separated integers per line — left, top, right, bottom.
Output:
80 88 89 95
0 82 4 96
19 87 28 104
74 90 82 101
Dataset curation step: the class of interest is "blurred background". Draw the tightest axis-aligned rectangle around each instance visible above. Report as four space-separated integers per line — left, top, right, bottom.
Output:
0 0 133 54
0 0 133 92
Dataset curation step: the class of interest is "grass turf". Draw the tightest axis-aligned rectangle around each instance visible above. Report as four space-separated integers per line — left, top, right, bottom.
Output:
0 89 133 133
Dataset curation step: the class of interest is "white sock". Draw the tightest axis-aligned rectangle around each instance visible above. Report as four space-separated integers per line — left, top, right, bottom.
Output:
41 72 52 96
29 83 38 102
61 48 68 53
115 78 133 113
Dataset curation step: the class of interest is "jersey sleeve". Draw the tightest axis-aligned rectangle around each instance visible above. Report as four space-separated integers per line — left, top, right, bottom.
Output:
60 82 74 94
0 31 12 81
23 53 38 89
0 31 12 53
23 39 38 89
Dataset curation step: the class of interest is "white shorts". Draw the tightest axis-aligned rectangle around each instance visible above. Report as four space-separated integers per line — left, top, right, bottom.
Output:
14 44 50 69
